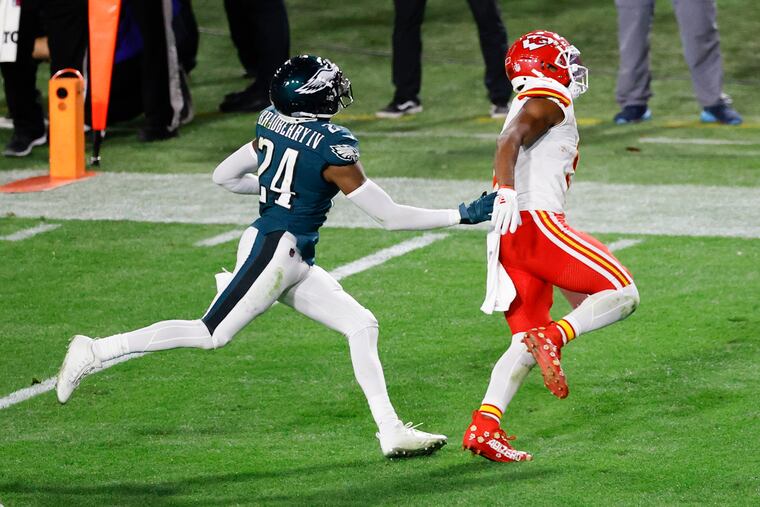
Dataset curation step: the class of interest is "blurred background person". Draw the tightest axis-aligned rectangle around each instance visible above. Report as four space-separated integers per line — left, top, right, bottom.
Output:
614 0 742 125
40 0 195 141
223 0 257 78
1 0 46 157
128 0 194 141
218 0 289 113
42 0 88 75
376 0 511 119
105 0 196 131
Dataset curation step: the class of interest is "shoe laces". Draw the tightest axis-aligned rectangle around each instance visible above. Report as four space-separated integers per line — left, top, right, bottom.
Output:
377 421 425 439
70 361 94 385
68 352 98 385
495 431 519 448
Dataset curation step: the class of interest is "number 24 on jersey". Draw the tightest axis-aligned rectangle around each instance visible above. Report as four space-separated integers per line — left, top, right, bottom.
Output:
257 137 297 209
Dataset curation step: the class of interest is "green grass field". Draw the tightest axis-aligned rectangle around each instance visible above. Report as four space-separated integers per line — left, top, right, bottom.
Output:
1 0 759 505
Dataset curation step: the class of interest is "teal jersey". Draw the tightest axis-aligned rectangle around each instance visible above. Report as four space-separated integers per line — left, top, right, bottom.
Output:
252 106 360 264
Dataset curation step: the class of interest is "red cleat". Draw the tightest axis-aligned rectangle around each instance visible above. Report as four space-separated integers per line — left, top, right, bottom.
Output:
462 411 532 463
522 327 569 399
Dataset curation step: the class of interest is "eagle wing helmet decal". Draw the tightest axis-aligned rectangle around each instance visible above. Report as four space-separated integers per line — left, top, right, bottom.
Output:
295 64 338 95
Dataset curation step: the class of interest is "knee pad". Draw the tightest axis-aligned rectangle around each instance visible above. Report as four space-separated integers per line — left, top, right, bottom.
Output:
200 318 234 349
210 331 234 349
360 308 379 330
620 283 640 317
339 307 378 339
510 332 526 347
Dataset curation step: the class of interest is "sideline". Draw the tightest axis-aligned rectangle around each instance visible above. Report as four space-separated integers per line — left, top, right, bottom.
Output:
1 173 759 238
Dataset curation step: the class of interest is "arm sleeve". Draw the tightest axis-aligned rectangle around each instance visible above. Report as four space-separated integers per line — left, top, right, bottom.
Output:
212 142 261 194
346 179 460 230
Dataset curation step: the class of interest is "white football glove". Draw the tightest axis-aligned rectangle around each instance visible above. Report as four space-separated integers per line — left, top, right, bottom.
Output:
491 186 521 234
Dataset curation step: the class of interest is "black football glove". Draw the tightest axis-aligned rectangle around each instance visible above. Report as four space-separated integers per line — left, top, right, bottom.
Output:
459 191 496 225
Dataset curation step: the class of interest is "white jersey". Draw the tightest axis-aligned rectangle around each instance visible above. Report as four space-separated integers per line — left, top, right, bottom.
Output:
500 77 579 213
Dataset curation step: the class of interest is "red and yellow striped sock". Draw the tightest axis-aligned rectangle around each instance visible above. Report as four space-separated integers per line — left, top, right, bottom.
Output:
555 319 577 345
478 403 503 423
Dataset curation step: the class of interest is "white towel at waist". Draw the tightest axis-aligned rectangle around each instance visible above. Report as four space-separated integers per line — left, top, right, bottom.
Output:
480 228 516 314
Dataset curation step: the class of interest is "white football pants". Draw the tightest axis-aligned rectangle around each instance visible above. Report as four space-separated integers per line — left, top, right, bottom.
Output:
91 226 400 429
481 284 639 413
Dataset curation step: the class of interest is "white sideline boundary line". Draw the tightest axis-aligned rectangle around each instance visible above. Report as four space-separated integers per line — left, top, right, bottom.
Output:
194 229 243 247
0 232 450 411
639 137 757 146
0 223 60 242
3 173 760 238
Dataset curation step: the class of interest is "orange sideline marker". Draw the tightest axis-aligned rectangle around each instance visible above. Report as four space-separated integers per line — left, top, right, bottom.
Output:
0 69 96 193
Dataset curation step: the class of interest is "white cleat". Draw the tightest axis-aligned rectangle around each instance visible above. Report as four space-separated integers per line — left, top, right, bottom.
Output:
376 421 447 459
56 335 101 404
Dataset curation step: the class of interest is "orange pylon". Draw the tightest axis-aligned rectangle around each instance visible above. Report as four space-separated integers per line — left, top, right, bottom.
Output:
0 69 96 193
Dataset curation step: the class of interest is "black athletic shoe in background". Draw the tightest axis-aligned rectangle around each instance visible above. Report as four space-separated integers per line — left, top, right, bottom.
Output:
219 83 270 113
3 132 47 157
376 99 423 119
138 126 178 142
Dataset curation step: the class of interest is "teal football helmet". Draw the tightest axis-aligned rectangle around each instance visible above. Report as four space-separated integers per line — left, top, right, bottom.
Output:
270 55 354 119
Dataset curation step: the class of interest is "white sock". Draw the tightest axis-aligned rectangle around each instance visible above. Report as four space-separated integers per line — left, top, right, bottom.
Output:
347 327 400 431
92 319 213 362
481 333 536 413
562 283 640 337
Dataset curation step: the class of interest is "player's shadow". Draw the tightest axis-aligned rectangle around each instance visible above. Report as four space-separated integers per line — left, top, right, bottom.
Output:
0 459 552 506
253 461 552 505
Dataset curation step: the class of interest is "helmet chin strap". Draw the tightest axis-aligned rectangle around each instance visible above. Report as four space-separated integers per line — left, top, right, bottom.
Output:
282 111 324 121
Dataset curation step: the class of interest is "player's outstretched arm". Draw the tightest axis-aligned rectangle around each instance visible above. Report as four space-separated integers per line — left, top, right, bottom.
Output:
212 140 261 195
492 98 564 234
324 162 494 230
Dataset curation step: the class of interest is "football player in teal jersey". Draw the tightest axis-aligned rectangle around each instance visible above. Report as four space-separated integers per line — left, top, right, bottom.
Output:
57 55 495 459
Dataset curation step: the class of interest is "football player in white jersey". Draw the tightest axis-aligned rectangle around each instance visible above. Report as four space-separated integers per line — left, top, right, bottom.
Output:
462 31 641 462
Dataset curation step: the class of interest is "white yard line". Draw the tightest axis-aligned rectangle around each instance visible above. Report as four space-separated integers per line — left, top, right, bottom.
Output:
0 232 450 411
0 378 56 410
0 223 60 241
639 137 757 146
0 353 143 410
194 229 244 247
330 232 448 281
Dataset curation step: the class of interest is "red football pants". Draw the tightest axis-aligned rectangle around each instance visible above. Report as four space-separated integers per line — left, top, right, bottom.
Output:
500 210 634 333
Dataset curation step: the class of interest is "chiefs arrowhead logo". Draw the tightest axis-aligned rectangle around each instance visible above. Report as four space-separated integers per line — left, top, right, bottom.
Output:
522 36 551 51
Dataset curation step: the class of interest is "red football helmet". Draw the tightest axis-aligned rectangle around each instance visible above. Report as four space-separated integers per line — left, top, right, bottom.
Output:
505 30 588 98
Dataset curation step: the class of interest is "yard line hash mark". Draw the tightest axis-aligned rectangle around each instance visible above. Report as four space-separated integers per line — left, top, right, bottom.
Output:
0 232 450 411
0 223 60 241
607 238 643 251
330 232 448 281
195 229 244 247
